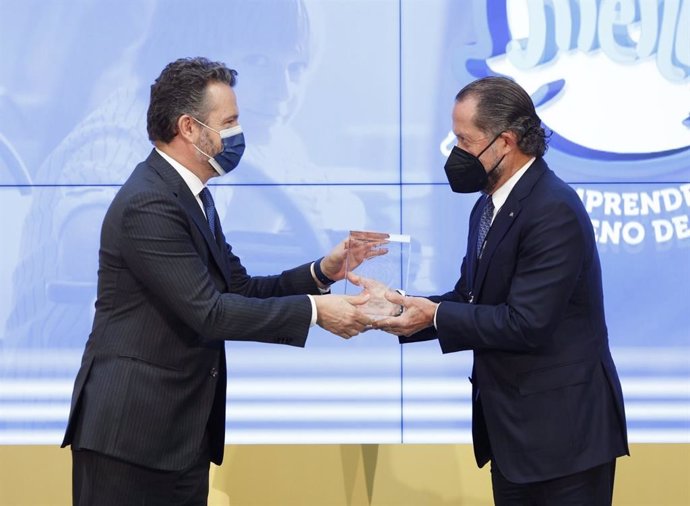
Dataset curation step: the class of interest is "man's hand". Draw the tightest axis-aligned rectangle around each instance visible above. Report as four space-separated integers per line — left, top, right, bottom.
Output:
346 272 403 317
314 292 374 339
371 290 438 336
320 232 389 283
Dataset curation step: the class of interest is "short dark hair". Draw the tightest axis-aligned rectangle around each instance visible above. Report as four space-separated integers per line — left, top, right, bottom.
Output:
456 76 549 157
147 57 237 143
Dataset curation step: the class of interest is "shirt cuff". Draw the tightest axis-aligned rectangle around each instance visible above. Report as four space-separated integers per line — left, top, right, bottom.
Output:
433 302 440 329
306 294 318 327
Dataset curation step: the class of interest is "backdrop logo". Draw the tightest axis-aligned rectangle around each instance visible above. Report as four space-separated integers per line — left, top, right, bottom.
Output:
488 0 689 156
504 0 689 82
442 0 690 247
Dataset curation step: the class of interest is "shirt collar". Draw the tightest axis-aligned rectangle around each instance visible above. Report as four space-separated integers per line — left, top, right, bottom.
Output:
489 157 535 222
155 148 206 198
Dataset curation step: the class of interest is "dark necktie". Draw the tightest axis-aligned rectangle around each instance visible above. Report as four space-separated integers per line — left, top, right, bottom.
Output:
198 187 218 239
476 195 494 258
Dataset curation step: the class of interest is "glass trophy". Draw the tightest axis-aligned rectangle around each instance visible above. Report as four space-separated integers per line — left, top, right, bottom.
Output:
344 230 411 320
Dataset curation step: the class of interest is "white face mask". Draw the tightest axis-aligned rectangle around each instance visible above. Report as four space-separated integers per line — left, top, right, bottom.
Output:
192 118 246 176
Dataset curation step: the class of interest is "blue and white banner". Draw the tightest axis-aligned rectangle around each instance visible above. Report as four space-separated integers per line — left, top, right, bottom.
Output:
0 0 688 444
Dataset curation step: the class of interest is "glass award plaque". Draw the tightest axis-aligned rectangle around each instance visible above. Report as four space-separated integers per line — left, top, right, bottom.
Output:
344 230 411 319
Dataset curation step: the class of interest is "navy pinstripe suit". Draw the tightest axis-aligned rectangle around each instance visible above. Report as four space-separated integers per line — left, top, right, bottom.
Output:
62 149 320 471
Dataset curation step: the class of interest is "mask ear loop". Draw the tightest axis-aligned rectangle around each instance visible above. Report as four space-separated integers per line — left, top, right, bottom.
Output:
476 131 504 158
479 132 507 186
191 116 221 136
191 117 222 161
192 143 214 160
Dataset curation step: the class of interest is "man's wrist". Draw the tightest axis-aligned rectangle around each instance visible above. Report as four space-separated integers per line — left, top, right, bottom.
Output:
433 302 440 329
306 295 318 327
313 257 336 286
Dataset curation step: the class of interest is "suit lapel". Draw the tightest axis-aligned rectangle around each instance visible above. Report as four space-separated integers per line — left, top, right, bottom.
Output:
146 150 234 286
465 196 485 292
472 159 548 297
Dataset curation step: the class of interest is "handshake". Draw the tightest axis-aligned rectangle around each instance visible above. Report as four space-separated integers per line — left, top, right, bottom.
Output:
311 231 439 339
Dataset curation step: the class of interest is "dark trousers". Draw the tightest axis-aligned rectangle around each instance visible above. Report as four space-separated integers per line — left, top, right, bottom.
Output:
72 436 210 506
491 460 616 506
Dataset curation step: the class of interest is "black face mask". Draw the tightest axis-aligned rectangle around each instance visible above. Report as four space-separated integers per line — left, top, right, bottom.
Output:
444 133 504 193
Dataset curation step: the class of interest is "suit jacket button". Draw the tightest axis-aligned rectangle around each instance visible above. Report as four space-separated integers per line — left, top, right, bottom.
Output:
210 368 218 378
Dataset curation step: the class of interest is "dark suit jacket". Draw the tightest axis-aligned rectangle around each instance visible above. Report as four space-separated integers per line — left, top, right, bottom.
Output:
62 149 320 471
402 158 629 483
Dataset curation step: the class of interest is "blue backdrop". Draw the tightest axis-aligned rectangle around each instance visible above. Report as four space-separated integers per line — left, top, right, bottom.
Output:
1 0 688 444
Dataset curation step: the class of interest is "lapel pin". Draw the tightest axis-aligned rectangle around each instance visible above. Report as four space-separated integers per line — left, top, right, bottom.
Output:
509 211 514 217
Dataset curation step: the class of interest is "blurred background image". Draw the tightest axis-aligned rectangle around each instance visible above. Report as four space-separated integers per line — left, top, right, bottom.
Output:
0 0 688 446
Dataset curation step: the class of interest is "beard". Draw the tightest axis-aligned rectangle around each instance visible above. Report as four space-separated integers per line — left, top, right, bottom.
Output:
198 129 219 160
483 156 505 194
196 129 222 177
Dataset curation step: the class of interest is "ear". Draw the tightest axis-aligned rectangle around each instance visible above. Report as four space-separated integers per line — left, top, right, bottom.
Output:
177 114 197 142
500 130 519 151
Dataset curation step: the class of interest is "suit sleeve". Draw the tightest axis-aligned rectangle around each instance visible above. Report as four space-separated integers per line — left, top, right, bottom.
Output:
220 242 321 298
120 191 313 344
399 198 484 345
435 197 589 353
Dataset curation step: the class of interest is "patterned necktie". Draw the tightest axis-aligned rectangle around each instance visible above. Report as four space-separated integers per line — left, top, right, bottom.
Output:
476 195 494 258
198 187 218 239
